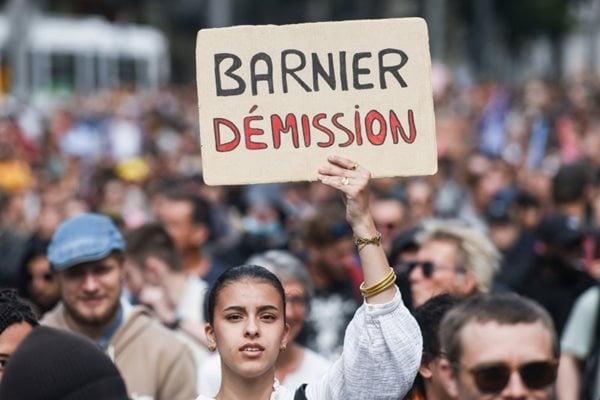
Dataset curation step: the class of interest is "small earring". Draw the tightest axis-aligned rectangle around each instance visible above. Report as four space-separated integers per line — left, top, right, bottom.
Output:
279 344 287 352
208 343 217 352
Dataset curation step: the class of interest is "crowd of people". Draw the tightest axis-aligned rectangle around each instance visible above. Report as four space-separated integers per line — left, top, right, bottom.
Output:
0 66 600 399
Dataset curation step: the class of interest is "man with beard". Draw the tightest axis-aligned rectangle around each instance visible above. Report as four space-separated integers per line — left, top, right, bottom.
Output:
42 213 197 400
302 208 362 359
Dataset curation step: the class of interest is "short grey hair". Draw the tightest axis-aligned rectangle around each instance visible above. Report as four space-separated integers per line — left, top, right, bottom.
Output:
417 219 500 294
246 250 313 297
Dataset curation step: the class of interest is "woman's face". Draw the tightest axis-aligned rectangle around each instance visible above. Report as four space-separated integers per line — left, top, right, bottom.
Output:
27 255 60 311
207 279 289 380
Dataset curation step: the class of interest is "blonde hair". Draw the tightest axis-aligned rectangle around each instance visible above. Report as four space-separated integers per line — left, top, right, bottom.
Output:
417 220 500 294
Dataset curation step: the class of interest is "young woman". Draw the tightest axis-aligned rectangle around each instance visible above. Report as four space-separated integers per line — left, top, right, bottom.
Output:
197 250 331 396
198 155 422 400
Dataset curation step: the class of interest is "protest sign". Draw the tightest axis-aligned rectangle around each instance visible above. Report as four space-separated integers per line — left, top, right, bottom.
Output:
196 18 437 185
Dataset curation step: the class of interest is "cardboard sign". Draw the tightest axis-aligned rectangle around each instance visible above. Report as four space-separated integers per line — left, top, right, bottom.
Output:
196 18 437 185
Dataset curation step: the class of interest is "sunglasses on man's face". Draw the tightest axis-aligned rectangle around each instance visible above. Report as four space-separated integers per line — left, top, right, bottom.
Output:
403 261 466 278
467 360 558 394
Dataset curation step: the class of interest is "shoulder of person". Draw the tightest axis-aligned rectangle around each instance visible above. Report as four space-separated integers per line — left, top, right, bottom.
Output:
116 306 192 351
573 286 600 314
39 302 66 328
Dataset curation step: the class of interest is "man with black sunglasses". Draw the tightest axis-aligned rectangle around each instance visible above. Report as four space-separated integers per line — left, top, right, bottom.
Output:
439 293 559 399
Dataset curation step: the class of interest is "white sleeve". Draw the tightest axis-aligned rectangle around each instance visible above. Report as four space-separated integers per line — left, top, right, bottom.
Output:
561 287 599 359
305 287 422 400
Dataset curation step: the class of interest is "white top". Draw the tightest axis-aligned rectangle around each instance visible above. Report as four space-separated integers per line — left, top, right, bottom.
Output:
177 274 209 324
176 274 211 393
197 380 297 400
196 288 422 400
561 286 600 399
198 348 331 397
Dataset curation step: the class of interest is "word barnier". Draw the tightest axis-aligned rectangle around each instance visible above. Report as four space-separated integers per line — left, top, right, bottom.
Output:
214 48 409 96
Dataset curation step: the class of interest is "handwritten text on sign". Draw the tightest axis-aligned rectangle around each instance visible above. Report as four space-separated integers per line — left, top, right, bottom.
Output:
196 18 437 185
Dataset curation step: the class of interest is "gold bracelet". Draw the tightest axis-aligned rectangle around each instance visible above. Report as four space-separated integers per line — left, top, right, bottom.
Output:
360 268 396 298
362 268 396 296
354 231 382 252
360 267 396 298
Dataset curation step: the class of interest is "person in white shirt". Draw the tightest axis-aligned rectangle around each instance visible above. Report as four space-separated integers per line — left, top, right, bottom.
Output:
197 155 422 400
198 250 330 396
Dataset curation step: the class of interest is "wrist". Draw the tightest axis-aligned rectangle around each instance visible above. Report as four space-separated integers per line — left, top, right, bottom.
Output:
354 231 382 252
349 217 376 237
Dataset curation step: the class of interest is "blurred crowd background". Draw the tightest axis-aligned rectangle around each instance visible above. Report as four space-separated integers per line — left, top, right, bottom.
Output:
1 0 600 354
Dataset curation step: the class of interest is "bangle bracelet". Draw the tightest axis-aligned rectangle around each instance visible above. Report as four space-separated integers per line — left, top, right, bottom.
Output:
354 231 382 252
360 267 397 298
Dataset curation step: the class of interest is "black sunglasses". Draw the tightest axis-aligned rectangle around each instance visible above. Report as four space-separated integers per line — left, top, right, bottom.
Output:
403 261 466 278
467 360 558 393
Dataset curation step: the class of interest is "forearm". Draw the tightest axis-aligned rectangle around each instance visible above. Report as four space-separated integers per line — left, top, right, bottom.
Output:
317 154 396 305
351 216 395 304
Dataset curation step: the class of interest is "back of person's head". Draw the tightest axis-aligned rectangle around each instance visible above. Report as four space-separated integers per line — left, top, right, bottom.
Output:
514 190 541 210
0 289 38 334
410 294 460 397
205 264 285 325
552 163 591 205
536 212 584 252
417 220 500 294
414 294 461 360
0 326 129 399
439 293 558 366
125 223 182 272
246 250 312 295
389 226 421 265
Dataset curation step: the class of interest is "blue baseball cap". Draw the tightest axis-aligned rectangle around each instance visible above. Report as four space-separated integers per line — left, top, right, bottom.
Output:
48 213 125 271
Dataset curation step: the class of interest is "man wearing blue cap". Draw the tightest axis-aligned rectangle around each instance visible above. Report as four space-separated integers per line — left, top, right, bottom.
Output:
42 213 198 400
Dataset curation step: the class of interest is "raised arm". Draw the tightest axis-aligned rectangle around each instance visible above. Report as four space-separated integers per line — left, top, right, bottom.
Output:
311 155 422 400
317 155 394 304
